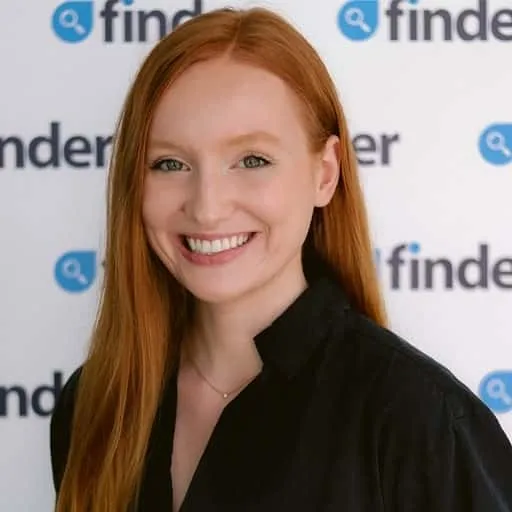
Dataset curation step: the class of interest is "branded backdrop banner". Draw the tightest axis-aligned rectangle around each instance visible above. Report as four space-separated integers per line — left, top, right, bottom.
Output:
1 0 511 510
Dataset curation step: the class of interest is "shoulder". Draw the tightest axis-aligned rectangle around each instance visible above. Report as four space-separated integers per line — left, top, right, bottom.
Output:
50 365 83 493
341 308 483 415
322 278 483 417
341 310 512 508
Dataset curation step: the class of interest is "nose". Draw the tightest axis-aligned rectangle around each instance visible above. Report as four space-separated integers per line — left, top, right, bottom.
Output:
183 167 233 228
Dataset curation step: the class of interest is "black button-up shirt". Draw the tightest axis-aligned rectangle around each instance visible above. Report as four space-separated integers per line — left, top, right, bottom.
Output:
51 275 512 511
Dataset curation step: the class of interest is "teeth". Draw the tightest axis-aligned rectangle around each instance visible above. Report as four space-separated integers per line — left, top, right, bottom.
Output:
185 234 251 254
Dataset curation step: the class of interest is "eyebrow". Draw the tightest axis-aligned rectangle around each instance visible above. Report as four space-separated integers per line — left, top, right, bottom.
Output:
147 130 282 152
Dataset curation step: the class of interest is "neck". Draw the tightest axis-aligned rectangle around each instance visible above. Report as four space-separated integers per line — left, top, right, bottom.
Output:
184 259 308 381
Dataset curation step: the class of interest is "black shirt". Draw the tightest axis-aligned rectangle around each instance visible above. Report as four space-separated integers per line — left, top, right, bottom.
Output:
50 275 512 511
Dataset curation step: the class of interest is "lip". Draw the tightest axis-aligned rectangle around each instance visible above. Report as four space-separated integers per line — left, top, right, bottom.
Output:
176 232 257 266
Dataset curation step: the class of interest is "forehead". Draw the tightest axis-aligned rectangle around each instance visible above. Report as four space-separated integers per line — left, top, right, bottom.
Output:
148 57 310 149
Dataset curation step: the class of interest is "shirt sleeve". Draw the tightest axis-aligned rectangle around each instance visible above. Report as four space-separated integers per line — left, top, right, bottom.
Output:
379 378 512 511
49 366 82 493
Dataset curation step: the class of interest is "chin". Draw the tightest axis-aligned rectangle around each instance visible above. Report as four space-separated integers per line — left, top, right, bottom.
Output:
179 276 257 306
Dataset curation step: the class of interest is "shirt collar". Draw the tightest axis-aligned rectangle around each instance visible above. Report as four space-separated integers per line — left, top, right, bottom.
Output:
253 274 350 379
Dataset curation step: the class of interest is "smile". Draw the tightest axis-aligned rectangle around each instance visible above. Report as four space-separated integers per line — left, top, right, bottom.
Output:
182 233 255 255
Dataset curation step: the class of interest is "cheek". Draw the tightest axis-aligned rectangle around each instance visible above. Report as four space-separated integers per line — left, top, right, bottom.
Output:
256 167 316 214
141 196 161 232
250 180 315 233
142 178 180 229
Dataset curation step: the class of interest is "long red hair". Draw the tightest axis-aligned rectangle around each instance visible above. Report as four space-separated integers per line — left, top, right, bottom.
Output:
55 6 387 511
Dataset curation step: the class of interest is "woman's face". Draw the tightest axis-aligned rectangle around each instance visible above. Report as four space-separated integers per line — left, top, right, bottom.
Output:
143 56 339 304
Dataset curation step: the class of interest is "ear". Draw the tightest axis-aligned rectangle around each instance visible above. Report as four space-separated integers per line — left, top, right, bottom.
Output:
313 135 341 207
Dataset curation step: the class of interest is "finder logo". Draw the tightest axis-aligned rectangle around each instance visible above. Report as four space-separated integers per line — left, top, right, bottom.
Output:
337 0 512 42
0 122 112 170
479 124 512 166
479 371 512 414
55 250 97 293
0 372 64 418
51 0 203 43
375 242 512 290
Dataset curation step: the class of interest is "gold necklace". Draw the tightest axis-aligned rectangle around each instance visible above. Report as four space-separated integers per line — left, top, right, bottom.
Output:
188 357 259 399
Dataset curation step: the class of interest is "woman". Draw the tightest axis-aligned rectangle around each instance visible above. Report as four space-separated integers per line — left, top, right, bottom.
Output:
50 6 512 512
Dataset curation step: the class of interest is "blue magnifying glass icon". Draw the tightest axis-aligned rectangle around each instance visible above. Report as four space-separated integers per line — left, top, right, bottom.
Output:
59 8 86 35
486 378 512 406
344 7 371 33
61 258 89 285
486 131 512 158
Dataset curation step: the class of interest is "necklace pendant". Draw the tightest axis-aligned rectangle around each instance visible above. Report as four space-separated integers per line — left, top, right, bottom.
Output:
222 392 229 399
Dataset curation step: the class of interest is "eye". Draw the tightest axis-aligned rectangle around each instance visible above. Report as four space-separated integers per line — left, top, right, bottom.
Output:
239 154 271 169
150 158 188 172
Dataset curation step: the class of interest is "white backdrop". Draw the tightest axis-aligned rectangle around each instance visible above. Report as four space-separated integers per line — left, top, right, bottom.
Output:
1 0 511 510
